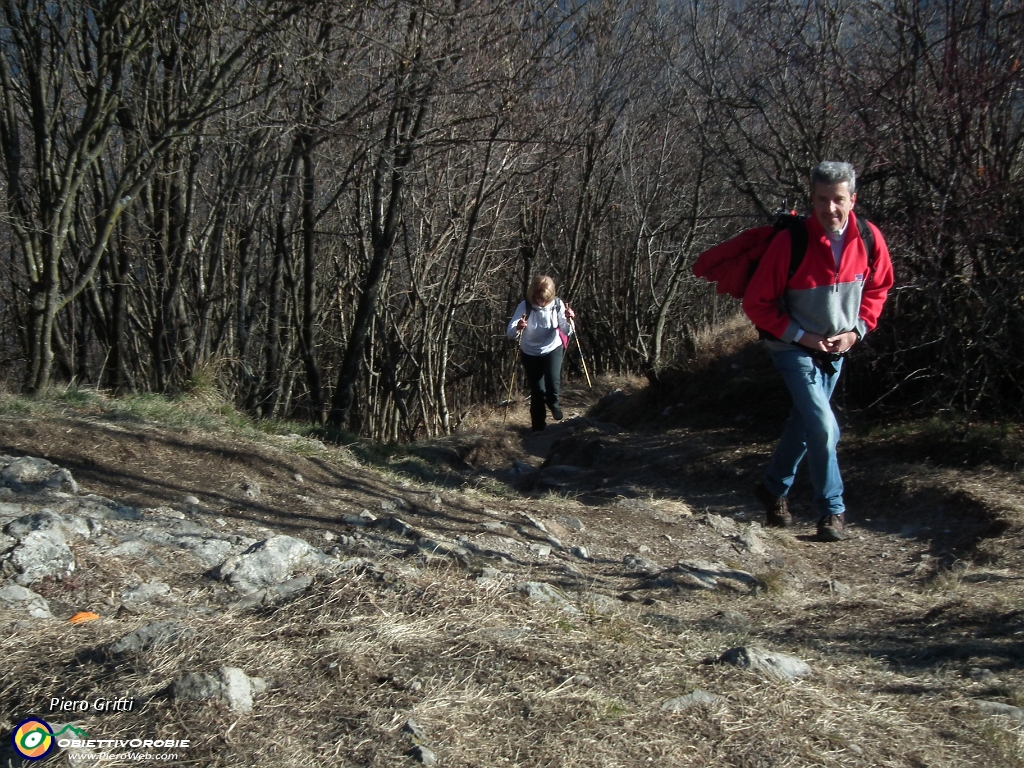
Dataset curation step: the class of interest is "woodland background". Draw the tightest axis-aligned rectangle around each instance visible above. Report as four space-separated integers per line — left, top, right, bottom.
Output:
0 0 1021 440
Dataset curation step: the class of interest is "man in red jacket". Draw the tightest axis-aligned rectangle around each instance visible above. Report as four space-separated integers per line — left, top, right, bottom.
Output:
742 162 894 541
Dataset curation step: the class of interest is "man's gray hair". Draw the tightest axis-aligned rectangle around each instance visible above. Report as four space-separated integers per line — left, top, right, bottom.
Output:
811 161 856 194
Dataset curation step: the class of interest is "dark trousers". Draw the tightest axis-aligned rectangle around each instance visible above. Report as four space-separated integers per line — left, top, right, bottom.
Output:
520 346 563 429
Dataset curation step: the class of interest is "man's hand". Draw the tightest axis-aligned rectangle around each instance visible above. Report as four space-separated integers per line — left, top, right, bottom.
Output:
797 331 857 353
796 332 831 352
825 331 858 354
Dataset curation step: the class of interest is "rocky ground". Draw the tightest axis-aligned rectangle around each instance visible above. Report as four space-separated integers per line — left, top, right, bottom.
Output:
1 336 1023 767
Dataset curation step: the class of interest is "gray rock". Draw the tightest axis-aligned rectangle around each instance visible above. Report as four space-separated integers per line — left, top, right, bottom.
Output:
213 535 336 593
978 701 1024 720
705 514 739 535
571 545 590 560
475 566 502 584
120 581 175 607
517 512 549 533
969 667 997 683
0 583 52 618
5 509 67 538
735 526 767 556
623 554 660 573
515 582 580 613
241 478 261 499
711 610 750 632
0 456 78 493
142 505 182 519
824 579 852 596
174 535 240 568
582 592 619 615
109 540 152 559
662 689 726 711
172 666 254 713
376 516 418 538
528 543 552 558
3 527 75 585
403 718 428 741
408 744 437 765
109 621 195 655
230 575 314 610
0 501 26 518
73 495 141 520
556 515 585 532
719 646 812 680
417 537 468 559
664 560 757 592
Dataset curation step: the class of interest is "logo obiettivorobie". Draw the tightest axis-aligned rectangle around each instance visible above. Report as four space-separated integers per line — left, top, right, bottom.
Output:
12 718 54 760
11 720 87 761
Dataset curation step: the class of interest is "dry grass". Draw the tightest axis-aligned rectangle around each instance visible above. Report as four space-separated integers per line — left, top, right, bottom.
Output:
3 361 1024 767
4 546 1024 767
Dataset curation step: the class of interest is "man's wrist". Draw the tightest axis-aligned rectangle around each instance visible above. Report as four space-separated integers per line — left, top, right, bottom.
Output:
793 328 805 343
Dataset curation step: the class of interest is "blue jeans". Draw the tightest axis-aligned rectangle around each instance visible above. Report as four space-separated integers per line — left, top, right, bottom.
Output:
763 347 844 518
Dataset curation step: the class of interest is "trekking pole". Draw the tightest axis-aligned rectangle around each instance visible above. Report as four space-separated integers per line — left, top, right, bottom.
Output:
569 318 592 389
502 327 523 425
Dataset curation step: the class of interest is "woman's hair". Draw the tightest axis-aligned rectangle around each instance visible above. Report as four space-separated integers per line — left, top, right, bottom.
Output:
528 275 556 305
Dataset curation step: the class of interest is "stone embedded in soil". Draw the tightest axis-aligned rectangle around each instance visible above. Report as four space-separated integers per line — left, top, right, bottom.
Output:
172 666 256 713
977 701 1024 720
718 646 812 680
623 554 660 573
109 620 196 655
0 583 52 618
0 455 78 494
662 689 726 711
649 560 757 593
407 744 437 765
3 525 75 586
734 525 767 556
402 718 429 741
556 515 585 532
213 534 337 594
704 514 739 535
229 575 314 610
516 581 580 613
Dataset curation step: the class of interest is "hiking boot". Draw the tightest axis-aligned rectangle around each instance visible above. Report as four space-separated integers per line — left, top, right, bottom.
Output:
755 482 792 528
550 405 563 421
817 513 845 542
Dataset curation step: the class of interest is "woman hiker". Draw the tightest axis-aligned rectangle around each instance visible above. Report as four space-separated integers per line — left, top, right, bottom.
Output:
506 275 576 432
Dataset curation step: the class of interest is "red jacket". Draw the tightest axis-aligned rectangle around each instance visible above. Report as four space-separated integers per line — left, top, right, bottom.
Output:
742 212 893 344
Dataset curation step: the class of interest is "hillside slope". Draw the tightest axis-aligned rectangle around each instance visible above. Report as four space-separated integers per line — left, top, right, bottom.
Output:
1 362 1022 767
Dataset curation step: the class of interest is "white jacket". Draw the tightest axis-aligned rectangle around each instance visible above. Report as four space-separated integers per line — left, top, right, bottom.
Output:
506 299 572 356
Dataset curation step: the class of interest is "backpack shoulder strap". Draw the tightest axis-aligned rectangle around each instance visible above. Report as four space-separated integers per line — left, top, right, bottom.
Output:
786 217 808 278
854 215 877 279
